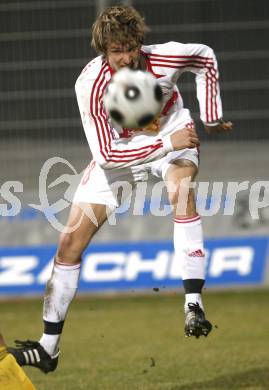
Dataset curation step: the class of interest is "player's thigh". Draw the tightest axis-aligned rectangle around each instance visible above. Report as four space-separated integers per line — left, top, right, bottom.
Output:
165 159 198 212
57 202 108 259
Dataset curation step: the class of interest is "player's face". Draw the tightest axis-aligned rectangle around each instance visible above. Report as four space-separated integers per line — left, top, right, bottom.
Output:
106 41 141 71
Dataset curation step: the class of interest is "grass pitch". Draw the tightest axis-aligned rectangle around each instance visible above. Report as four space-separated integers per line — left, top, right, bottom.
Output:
1 289 269 390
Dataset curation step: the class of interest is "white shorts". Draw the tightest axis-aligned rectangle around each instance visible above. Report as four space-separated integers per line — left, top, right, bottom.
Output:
73 123 199 208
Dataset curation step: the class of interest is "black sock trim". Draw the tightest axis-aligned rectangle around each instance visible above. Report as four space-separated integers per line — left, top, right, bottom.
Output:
44 320 64 335
183 279 205 294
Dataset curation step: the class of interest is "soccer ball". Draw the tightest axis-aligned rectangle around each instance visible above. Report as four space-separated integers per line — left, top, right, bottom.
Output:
103 68 163 129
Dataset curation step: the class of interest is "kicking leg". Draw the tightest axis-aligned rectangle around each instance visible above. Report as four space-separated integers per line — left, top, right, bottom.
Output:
8 202 108 373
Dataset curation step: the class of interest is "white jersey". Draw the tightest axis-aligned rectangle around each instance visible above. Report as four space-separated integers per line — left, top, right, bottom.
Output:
75 41 223 170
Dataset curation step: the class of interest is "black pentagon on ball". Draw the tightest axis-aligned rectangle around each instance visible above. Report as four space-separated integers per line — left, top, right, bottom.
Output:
109 109 124 123
154 85 163 102
138 114 155 127
125 86 140 100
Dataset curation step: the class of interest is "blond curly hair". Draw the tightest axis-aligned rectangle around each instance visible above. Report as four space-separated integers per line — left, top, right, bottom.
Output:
91 5 150 54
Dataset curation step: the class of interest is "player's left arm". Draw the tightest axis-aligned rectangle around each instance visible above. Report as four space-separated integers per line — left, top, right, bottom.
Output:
171 41 233 134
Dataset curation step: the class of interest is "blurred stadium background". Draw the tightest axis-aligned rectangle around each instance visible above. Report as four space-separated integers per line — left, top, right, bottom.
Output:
1 1 269 389
0 0 269 248
0 0 268 287
0 0 268 288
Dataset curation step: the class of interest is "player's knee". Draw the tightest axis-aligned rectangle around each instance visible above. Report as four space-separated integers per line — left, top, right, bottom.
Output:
169 186 196 215
168 183 190 204
57 232 82 263
58 232 73 250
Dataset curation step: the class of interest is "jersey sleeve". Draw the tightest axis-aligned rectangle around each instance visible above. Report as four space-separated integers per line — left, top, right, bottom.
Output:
168 41 223 124
75 68 173 170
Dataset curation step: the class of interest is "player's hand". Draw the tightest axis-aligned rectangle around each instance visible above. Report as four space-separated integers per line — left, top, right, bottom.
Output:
170 128 200 150
204 120 233 134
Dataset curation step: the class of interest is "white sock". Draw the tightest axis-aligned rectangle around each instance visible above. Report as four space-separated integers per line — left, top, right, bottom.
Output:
173 214 206 311
174 214 206 280
184 293 204 313
39 261 81 356
39 334 61 357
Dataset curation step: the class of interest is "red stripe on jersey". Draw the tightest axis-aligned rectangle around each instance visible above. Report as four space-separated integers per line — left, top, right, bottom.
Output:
99 77 116 140
97 74 114 154
103 138 164 161
149 63 208 70
109 140 164 158
206 71 209 123
162 91 178 116
206 72 213 123
208 69 213 122
147 57 213 66
95 69 112 158
104 142 164 163
210 68 218 121
147 53 214 60
93 73 117 157
205 67 219 122
90 64 109 161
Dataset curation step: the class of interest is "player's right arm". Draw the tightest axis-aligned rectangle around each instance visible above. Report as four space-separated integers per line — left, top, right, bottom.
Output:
75 64 199 170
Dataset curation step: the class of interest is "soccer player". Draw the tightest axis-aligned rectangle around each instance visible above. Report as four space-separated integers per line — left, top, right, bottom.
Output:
9 5 232 373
